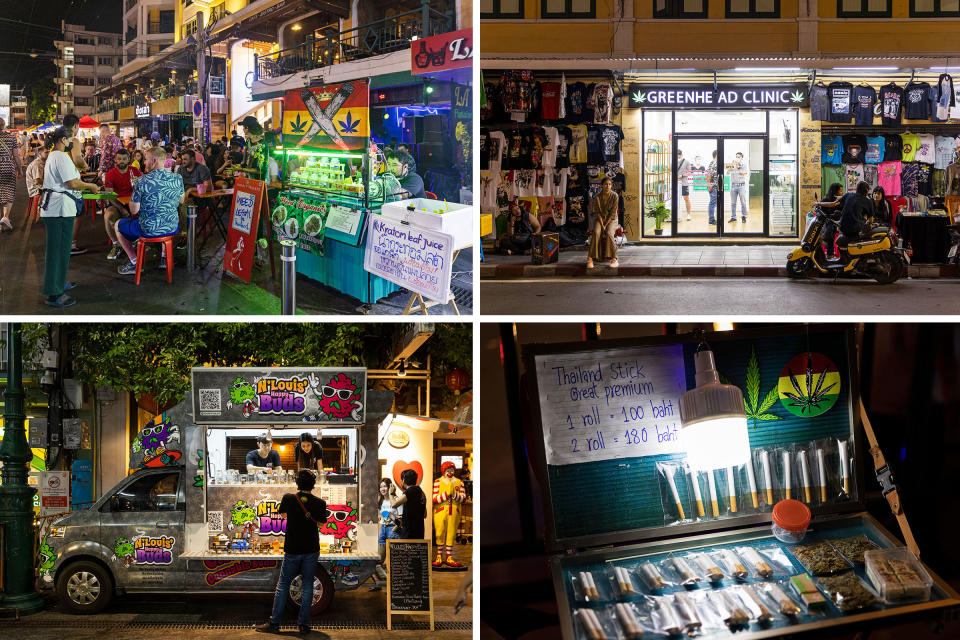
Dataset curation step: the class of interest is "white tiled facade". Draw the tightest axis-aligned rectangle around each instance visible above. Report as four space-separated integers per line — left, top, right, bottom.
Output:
54 22 122 117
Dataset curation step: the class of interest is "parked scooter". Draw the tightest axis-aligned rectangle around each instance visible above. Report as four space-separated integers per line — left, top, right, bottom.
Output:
786 202 907 284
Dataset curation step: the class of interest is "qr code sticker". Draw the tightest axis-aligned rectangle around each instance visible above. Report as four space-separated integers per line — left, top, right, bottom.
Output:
199 388 221 412
208 511 224 534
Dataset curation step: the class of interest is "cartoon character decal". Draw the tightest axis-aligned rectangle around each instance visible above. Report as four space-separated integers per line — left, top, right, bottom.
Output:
227 377 259 418
132 416 182 467
306 373 363 422
229 500 257 531
113 537 136 568
329 559 361 587
38 538 57 578
320 503 358 540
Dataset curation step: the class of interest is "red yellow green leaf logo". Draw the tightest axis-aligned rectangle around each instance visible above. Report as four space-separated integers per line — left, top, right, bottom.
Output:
778 353 840 418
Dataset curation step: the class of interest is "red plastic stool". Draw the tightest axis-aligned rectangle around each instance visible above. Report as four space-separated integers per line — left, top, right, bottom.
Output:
29 194 41 222
134 234 176 285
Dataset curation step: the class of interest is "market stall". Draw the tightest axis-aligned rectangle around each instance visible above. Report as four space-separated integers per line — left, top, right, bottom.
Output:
521 326 960 640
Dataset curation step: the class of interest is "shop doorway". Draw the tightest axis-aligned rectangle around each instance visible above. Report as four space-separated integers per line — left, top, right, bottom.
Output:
672 135 766 236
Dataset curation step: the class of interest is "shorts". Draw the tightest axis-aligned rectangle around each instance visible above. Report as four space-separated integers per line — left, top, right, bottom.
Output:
378 523 400 545
117 217 178 242
681 185 690 196
108 200 131 216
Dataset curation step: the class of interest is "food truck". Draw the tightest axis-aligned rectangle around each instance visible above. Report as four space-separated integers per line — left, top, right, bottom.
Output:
39 367 385 615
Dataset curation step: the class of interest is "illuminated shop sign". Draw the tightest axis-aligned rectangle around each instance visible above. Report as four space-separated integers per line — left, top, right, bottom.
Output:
627 83 810 109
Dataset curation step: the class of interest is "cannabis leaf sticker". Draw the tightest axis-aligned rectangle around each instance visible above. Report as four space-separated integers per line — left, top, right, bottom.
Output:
743 346 782 428
289 113 308 134
632 91 647 104
777 352 840 418
338 111 361 134
790 90 805 103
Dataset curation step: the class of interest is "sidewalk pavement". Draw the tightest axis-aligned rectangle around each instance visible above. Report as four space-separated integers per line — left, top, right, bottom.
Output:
480 244 959 279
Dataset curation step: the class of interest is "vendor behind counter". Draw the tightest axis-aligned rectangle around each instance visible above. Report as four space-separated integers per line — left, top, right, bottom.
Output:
293 432 322 473
246 434 283 473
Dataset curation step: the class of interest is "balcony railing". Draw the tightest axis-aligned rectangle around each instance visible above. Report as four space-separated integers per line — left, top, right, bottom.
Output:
98 79 200 111
125 0 137 12
149 21 174 34
126 28 138 42
255 1 454 81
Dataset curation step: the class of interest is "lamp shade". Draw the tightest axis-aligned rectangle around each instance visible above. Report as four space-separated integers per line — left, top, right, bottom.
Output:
679 349 751 471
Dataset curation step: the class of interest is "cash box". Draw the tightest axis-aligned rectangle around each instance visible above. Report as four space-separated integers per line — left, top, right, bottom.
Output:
522 325 960 640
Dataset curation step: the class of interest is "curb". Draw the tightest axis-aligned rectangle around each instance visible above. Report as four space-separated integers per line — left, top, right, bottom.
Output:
480 263 959 279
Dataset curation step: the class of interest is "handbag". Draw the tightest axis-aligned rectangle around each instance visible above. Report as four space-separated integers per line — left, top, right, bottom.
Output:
295 492 326 525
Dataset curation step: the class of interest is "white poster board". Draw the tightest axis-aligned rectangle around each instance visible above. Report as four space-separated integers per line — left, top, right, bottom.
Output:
40 470 70 516
363 215 455 304
326 205 362 235
534 344 688 466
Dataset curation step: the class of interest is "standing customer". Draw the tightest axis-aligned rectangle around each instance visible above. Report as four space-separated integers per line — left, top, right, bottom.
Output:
390 468 427 539
377 479 402 569
0 117 22 230
729 151 749 223
255 469 327 635
586 178 620 269
40 129 100 308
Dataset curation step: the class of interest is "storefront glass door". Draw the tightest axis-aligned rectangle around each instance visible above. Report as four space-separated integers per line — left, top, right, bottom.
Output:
673 137 719 235
722 137 765 235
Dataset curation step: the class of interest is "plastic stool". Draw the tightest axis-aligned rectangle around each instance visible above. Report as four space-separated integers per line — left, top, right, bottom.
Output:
135 234 176 285
30 194 41 222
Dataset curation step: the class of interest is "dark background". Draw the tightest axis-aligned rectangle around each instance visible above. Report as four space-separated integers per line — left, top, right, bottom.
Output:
480 323 960 639
1 0 122 90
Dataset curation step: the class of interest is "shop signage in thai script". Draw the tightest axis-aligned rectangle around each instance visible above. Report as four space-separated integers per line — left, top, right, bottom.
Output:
628 83 810 109
363 216 454 304
135 104 151 118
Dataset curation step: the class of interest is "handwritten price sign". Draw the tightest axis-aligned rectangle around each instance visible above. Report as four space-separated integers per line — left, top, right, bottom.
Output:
534 344 688 466
363 215 454 303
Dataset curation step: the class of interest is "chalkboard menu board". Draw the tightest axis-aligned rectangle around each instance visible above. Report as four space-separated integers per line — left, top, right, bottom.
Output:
387 539 433 629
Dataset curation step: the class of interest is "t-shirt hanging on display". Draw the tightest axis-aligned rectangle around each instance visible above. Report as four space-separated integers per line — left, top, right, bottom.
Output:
585 126 603 164
600 125 624 162
884 134 903 161
568 125 588 164
555 126 572 169
936 73 955 120
929 86 948 122
822 135 844 164
540 82 562 121
845 163 865 192
828 82 854 123
903 82 931 119
821 164 845 192
479 129 490 170
880 84 904 126
841 134 867 164
900 162 920 197
811 84 830 121
915 133 936 164
917 164 933 196
591 83 613 124
934 135 956 169
900 133 920 162
879 160 902 195
542 126 559 167
863 164 879 191
489 131 506 174
852 85 877 126
865 135 885 164
566 82 591 123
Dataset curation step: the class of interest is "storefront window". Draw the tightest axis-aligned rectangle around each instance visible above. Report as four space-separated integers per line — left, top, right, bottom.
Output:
675 110 766 133
768 110 799 237
643 111 673 237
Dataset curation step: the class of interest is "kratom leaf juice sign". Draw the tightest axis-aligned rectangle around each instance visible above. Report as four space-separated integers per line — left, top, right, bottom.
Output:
363 215 454 304
272 192 329 255
534 344 688 466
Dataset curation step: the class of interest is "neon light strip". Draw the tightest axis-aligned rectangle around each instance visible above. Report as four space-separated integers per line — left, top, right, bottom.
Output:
271 148 364 158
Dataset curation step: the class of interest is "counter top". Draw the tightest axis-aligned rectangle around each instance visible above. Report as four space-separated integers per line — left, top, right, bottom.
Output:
181 551 379 560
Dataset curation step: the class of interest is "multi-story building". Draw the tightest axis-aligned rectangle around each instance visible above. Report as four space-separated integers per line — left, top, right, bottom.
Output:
53 22 122 118
11 94 28 129
480 1 960 243
121 0 176 67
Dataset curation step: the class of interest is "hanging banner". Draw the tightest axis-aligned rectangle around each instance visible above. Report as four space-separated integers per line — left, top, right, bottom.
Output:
627 83 810 109
271 190 329 256
282 80 369 151
39 471 70 516
225 177 266 283
411 28 472 75
191 367 368 425
363 215 455 304
452 83 472 169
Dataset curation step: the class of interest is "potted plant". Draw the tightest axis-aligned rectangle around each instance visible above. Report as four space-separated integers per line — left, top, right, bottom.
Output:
646 202 671 235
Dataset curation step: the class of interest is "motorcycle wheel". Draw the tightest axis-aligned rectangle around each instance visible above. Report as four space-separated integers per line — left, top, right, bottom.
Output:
871 253 903 284
786 257 813 279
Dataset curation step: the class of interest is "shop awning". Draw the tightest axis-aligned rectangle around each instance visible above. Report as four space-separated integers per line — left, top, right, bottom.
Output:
78 115 100 128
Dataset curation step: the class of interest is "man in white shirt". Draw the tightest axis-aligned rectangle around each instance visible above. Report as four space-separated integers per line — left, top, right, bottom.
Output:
677 150 692 221
729 152 749 223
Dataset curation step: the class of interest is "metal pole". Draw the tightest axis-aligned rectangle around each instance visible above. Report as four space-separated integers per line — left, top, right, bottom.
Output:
187 205 197 271
280 239 297 315
0 323 45 613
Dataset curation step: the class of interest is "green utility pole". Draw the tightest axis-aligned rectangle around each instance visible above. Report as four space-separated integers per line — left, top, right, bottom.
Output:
0 323 45 613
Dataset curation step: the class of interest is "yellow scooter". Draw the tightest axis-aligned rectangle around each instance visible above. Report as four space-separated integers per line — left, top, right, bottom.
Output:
786 203 907 284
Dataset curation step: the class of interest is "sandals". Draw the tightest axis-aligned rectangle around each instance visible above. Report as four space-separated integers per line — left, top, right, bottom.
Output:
44 294 76 308
0 218 12 231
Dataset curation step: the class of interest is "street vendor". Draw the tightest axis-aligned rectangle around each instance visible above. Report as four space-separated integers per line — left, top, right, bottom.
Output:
384 148 426 199
293 431 322 473
246 434 283 474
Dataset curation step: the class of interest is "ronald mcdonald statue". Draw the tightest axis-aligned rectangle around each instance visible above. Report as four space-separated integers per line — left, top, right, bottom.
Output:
432 461 466 568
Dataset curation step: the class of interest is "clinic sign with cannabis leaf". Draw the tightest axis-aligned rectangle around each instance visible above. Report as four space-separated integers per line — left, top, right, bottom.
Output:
627 83 809 109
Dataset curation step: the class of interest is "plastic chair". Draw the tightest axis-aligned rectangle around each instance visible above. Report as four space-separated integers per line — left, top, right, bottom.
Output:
29 194 41 222
424 191 437 199
134 234 176 285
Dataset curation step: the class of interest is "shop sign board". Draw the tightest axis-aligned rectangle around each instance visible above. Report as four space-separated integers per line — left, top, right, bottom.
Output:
272 191 330 255
363 214 455 304
411 28 472 75
452 83 472 169
627 83 809 109
282 80 369 151
225 176 267 283
39 471 70 516
386 539 434 630
191 367 367 425
135 104 151 118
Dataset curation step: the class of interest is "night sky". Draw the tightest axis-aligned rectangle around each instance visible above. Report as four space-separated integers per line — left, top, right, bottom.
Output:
0 0 123 91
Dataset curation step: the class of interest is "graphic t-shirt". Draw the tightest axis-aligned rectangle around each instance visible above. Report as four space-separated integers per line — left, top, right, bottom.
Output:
585 126 603 164
917 164 933 196
821 164 845 194
863 164 879 191
852 85 877 126
903 82 931 119
841 134 867 164
845 163 865 192
934 135 956 169
591 83 613 124
880 84 904 126
554 126 572 169
542 126 560 168
600 125 624 162
828 82 854 123
865 136 885 164
540 82 562 120
568 125 588 164
900 133 920 163
884 134 903 162
900 162 920 197
488 131 506 174
810 85 830 121
914 133 936 164
479 129 490 170
878 160 902 195
929 86 948 123
821 135 844 165
566 82 591 123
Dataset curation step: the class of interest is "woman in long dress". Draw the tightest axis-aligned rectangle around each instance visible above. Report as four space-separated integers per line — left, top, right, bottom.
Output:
0 118 23 230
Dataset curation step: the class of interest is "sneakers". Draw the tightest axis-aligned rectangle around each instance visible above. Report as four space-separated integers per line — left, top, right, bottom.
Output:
254 622 279 634
118 261 137 275
728 218 736 223
686 214 691 221
106 244 122 260
70 246 88 256
742 217 747 223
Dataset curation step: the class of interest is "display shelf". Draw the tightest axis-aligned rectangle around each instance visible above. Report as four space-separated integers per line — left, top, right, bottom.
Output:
182 551 379 560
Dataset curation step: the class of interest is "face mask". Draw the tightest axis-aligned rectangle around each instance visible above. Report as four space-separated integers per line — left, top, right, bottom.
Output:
65 142 74 152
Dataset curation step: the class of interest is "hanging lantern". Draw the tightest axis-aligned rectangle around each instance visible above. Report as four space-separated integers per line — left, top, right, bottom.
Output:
445 368 470 392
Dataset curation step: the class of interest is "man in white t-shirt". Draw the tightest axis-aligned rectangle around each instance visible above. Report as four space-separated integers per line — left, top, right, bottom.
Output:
677 150 692 221
40 128 99 308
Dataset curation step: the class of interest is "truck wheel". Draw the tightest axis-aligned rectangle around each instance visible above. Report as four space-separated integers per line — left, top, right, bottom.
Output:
56 560 114 614
288 565 335 616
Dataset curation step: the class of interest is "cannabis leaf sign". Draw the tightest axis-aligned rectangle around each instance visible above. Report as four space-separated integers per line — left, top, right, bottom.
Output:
790 90 805 103
632 91 647 105
742 346 782 427
338 111 361 134
777 353 840 418
289 113 308 134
